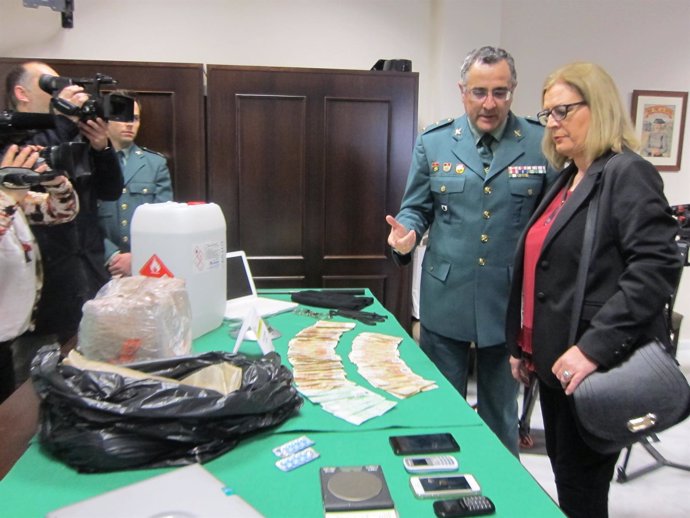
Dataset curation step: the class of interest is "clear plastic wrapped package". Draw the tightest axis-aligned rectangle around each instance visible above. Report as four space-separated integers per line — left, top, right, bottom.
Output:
77 276 192 363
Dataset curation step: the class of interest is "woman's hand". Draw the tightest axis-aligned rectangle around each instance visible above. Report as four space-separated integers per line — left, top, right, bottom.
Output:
1 144 41 169
510 356 531 386
552 346 598 395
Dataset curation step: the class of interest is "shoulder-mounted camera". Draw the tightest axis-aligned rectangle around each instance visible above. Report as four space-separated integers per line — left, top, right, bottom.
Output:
39 73 134 123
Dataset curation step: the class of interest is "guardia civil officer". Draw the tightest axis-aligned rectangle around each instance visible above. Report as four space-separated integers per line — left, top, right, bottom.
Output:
386 46 557 456
99 91 173 277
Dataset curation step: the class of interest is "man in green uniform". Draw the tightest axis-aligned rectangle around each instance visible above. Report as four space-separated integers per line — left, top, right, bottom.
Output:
386 46 556 456
98 91 172 277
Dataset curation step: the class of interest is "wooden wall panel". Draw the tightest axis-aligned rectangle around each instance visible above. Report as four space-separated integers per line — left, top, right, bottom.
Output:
324 275 387 303
236 95 306 257
135 92 176 184
323 98 390 258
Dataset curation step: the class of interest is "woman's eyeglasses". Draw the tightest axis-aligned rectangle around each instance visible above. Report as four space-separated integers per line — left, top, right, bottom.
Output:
537 101 587 126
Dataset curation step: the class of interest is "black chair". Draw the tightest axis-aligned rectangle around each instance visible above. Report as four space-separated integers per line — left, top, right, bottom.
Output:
517 374 539 449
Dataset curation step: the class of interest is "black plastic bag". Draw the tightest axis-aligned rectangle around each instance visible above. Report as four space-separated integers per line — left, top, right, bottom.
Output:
31 345 303 473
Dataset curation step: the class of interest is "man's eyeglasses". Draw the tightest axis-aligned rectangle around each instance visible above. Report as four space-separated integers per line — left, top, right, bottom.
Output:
537 101 587 126
466 88 513 102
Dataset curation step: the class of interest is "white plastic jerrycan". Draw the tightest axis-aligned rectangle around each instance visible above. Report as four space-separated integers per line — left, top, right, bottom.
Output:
131 201 227 338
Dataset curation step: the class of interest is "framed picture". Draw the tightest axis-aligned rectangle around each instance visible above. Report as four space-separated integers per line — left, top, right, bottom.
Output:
631 90 688 171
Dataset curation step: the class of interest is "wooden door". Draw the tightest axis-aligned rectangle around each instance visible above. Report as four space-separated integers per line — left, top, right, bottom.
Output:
206 65 418 327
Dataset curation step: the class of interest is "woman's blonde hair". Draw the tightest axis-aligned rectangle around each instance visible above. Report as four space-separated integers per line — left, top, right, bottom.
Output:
541 62 639 169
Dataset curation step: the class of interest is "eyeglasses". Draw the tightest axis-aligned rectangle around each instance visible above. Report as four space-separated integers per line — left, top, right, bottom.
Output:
466 88 513 102
537 101 587 126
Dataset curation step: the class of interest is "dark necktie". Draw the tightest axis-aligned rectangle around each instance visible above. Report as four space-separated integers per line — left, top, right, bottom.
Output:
478 133 494 173
117 150 126 170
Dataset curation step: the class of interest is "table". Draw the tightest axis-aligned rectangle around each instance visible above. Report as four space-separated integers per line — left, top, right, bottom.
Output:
0 291 563 517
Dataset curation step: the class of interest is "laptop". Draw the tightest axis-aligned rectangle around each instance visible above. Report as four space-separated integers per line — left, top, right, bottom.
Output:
224 250 298 320
47 463 264 517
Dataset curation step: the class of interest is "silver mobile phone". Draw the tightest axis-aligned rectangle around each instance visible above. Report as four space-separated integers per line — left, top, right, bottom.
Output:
403 455 459 473
410 473 481 499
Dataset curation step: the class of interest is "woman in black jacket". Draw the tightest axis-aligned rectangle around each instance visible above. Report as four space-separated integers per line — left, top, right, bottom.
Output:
505 62 682 518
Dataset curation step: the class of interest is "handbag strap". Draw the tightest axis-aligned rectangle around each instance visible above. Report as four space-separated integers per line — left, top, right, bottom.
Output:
568 154 620 344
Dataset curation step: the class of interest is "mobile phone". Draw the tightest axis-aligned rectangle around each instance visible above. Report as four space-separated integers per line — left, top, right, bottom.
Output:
433 495 496 517
389 433 460 455
409 474 481 499
403 455 459 473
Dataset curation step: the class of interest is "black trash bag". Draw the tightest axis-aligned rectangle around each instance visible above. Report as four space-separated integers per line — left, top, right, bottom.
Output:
291 290 373 310
30 345 303 473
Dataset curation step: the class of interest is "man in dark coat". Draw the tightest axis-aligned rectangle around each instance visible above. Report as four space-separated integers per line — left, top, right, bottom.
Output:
4 61 123 382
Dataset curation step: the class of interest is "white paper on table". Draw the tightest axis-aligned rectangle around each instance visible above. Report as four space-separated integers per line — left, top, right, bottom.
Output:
232 306 275 355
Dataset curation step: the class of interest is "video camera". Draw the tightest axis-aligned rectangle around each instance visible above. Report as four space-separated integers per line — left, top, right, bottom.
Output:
0 110 55 145
38 72 134 123
1 110 92 185
0 166 61 189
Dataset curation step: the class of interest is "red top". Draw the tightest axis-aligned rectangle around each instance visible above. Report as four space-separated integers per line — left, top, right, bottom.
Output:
518 185 571 368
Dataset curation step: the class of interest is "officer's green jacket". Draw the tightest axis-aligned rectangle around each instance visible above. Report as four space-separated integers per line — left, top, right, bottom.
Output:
395 112 557 347
97 143 173 263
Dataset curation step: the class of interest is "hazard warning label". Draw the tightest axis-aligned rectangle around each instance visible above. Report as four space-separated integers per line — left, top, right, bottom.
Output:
192 241 224 273
139 254 175 278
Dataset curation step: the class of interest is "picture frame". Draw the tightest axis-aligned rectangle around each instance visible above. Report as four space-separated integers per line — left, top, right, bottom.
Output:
631 90 688 172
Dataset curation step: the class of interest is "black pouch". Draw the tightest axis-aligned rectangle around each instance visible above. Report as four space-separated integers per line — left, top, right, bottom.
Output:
291 290 373 310
31 345 303 472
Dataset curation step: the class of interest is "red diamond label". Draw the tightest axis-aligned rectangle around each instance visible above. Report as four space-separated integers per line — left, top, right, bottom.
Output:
139 254 175 278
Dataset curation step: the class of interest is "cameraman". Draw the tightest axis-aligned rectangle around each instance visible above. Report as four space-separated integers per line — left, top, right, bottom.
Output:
4 61 123 382
1 144 78 402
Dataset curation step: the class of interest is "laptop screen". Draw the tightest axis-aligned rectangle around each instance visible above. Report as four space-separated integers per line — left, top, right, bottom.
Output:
226 252 255 299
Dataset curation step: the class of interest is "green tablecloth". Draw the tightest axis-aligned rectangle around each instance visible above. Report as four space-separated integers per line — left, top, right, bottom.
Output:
0 291 563 517
195 297 486 432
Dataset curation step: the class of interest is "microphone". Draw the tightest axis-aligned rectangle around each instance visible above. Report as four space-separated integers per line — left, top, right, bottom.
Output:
0 111 56 131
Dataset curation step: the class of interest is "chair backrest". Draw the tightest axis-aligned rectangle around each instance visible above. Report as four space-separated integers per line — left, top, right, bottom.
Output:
667 240 688 357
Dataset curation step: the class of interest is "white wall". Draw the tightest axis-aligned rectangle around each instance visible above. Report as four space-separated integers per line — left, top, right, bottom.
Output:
3 0 690 342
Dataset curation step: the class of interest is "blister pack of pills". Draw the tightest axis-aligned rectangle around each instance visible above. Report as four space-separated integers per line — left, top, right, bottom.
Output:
272 435 315 458
275 447 320 472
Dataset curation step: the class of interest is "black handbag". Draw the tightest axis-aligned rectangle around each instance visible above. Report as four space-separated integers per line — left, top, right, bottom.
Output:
569 155 690 454
573 338 690 454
